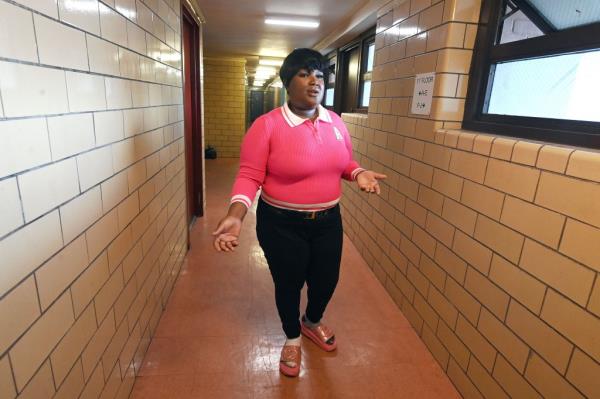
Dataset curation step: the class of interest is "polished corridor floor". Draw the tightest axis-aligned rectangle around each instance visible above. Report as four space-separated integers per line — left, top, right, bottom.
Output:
130 158 460 398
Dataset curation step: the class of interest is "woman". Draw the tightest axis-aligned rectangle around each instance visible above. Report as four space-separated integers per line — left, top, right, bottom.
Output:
213 48 386 377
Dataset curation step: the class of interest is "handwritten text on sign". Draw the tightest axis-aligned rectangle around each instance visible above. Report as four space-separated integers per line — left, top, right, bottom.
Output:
411 72 436 115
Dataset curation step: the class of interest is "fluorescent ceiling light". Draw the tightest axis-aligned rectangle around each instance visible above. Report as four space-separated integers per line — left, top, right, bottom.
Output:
255 66 277 74
259 59 283 66
254 71 275 78
265 18 319 28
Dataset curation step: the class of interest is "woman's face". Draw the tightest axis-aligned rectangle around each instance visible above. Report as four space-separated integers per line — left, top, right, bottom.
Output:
287 68 325 110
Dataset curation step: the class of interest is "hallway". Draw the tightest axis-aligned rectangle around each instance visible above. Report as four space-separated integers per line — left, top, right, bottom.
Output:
2 1 599 398
130 158 460 398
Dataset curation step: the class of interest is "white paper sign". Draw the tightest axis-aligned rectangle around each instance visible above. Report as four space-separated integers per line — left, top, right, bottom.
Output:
411 72 436 115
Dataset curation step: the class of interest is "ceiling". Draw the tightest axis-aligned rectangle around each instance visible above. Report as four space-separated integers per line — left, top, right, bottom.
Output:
200 0 368 57
195 0 383 83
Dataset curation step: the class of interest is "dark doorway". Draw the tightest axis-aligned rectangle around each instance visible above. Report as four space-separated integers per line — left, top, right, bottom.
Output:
182 4 203 227
341 45 360 113
249 90 265 124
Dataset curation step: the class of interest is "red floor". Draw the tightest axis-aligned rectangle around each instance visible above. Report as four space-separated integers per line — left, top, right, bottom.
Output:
130 158 460 398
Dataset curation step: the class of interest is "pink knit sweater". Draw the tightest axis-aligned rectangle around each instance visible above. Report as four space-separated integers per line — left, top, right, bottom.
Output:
230 103 364 211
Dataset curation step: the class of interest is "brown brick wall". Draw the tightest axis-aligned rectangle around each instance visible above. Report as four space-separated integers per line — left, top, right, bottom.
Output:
340 0 600 398
203 58 246 158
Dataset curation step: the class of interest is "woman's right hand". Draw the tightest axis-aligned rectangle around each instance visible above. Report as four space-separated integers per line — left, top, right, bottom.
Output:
212 216 242 252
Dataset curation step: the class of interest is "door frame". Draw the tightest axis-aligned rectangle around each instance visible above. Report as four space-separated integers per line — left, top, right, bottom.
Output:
181 2 205 236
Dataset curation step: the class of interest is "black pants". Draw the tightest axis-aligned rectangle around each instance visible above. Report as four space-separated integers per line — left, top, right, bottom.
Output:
256 198 343 339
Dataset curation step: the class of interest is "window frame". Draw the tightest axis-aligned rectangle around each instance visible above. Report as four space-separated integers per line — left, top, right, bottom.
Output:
323 52 337 111
339 40 362 113
463 0 600 148
325 27 375 114
359 38 375 109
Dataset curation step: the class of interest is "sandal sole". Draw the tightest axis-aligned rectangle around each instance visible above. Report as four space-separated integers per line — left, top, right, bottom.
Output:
279 362 300 377
301 323 337 352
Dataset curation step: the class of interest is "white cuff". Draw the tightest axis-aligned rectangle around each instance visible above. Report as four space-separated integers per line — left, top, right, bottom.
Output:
230 194 252 208
351 168 366 181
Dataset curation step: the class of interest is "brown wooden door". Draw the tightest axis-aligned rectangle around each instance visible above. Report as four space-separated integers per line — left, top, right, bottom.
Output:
182 5 203 226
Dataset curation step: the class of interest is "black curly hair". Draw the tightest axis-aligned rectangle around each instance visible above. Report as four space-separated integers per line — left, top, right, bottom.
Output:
279 48 329 89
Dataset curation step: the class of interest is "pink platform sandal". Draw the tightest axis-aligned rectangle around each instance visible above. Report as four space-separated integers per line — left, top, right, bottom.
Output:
279 345 301 377
301 318 337 352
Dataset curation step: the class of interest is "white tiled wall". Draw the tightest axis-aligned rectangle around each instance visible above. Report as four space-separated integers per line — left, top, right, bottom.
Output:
0 178 23 237
47 114 96 161
0 0 187 398
58 0 102 34
35 13 91 70
88 34 122 75
14 0 59 18
0 1 38 62
0 62 70 117
0 118 52 177
19 157 80 221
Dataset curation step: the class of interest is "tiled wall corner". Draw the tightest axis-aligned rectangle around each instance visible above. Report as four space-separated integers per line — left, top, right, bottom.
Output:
0 0 187 398
203 58 246 158
341 0 600 398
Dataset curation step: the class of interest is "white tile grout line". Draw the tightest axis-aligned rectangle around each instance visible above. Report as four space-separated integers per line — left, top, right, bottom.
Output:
30 7 41 63
0 121 185 242
0 103 183 126
2 0 182 73
0 87 5 117
0 56 182 92
97 0 103 38
63 70 72 116
0 143 187 324
0 114 183 193
14 175 27 232
5 207 187 391
43 117 54 164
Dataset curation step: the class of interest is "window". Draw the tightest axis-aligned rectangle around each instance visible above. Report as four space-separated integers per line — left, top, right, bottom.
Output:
360 40 375 107
323 27 375 114
324 54 336 107
464 0 600 148
340 44 361 113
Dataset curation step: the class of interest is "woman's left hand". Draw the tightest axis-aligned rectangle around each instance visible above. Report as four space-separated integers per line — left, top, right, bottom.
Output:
356 170 387 194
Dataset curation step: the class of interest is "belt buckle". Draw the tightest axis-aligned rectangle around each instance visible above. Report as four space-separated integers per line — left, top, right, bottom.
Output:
304 211 317 220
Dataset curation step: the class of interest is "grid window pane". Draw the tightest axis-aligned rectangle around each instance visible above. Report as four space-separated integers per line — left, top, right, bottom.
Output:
528 0 600 30
366 43 375 72
487 49 600 122
325 88 335 106
498 0 600 44
361 80 371 107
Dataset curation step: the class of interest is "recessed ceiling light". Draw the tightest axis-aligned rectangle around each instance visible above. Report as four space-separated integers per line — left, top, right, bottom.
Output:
265 18 319 28
254 74 274 81
259 59 283 66
254 71 275 77
255 66 277 74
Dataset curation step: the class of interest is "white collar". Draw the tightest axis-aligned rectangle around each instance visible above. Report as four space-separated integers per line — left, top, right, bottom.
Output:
281 102 332 127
